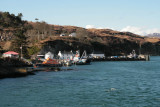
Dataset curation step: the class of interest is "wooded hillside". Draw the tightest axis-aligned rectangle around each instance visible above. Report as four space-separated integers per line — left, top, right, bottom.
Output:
0 11 160 57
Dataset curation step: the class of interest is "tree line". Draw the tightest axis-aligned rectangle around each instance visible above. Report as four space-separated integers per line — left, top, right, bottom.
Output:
0 12 92 58
0 12 24 28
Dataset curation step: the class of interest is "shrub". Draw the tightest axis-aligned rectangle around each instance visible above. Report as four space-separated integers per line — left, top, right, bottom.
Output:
27 46 40 56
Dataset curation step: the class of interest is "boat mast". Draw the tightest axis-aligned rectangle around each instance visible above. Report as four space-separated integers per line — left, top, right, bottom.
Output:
80 50 86 59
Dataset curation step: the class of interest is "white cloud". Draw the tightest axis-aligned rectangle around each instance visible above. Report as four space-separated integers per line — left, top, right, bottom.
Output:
85 25 112 30
146 28 160 34
121 26 160 35
97 27 105 29
85 25 96 29
121 26 145 35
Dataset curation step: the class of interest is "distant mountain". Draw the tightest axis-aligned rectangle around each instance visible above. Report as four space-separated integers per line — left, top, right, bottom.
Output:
147 33 160 38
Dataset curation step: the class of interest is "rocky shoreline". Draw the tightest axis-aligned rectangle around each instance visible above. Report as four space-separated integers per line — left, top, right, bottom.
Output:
0 66 34 79
0 58 34 79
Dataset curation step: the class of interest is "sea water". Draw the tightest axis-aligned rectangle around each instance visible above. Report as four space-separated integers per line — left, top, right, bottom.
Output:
0 56 160 107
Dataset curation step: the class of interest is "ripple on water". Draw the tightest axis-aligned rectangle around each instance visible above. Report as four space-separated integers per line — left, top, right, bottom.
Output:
0 56 160 107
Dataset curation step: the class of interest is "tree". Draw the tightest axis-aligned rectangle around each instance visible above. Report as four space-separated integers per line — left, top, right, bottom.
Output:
18 13 23 19
27 46 40 56
10 29 29 58
35 18 39 21
0 12 25 28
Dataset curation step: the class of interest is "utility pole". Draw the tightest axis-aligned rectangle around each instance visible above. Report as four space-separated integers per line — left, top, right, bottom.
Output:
20 45 23 59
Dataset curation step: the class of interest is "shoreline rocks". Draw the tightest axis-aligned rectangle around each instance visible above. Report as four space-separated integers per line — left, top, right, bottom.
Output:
0 66 34 79
0 58 34 79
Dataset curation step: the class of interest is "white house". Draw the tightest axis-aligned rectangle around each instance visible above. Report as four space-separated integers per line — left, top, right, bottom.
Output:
58 51 74 60
2 51 19 58
89 51 105 59
60 33 65 36
45 52 54 59
69 33 76 37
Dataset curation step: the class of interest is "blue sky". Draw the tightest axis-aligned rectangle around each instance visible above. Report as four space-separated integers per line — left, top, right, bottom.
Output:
1 0 160 35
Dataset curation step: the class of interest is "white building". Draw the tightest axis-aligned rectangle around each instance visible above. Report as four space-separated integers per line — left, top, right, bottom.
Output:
45 52 54 59
89 51 105 58
58 51 74 60
69 33 76 37
60 33 65 36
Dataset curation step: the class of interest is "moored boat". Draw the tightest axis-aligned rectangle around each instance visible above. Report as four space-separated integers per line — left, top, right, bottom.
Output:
75 58 91 65
73 50 91 65
34 58 62 68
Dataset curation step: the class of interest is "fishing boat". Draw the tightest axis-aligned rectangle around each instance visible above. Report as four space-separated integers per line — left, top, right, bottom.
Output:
73 50 91 65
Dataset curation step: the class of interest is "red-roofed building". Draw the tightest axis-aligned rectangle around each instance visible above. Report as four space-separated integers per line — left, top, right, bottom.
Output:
3 51 19 58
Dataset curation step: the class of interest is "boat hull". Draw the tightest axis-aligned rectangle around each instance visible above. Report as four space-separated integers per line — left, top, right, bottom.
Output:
35 64 62 67
75 58 91 65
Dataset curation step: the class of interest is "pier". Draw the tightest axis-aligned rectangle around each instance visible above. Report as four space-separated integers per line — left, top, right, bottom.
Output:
92 55 150 61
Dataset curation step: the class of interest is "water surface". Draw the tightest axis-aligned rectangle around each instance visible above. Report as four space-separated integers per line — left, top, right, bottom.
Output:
0 56 160 107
